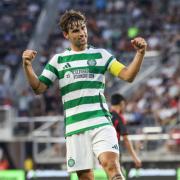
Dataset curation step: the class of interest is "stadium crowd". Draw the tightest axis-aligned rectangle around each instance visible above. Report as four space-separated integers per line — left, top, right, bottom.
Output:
0 0 44 106
0 0 179 130
125 48 180 127
0 0 44 77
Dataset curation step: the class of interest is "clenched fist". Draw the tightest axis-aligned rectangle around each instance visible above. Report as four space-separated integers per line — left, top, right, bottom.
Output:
22 50 37 66
131 37 147 54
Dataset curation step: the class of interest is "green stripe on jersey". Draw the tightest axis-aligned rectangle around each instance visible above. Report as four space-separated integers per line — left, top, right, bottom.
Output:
64 95 106 110
38 75 52 86
58 53 102 63
65 123 110 136
45 64 59 78
59 66 105 79
61 81 104 96
66 110 109 125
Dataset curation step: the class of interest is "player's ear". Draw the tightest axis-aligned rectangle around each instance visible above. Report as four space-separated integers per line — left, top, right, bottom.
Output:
63 32 69 40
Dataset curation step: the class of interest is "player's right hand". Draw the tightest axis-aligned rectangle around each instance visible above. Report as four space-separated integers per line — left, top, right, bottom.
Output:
22 50 37 66
134 157 142 168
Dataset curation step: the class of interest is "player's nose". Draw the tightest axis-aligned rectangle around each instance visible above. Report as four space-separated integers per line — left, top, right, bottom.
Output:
79 29 85 37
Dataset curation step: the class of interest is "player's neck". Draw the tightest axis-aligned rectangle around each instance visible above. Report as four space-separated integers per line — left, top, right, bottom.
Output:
71 44 87 52
111 106 121 114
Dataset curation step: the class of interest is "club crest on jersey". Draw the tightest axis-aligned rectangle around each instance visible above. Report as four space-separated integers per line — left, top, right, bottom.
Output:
63 63 71 70
87 59 97 66
68 158 75 167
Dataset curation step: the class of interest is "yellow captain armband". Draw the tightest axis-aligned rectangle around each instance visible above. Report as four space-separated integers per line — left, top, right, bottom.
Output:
108 60 125 77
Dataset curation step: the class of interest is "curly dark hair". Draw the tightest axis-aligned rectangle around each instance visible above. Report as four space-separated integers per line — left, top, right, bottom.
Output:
59 10 86 33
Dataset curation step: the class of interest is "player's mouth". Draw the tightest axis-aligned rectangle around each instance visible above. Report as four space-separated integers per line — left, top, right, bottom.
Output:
79 38 86 43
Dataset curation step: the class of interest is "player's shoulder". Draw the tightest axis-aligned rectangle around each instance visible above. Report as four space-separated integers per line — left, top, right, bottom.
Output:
88 45 109 54
88 45 105 51
52 49 71 61
47 50 68 65
111 111 119 119
55 49 70 57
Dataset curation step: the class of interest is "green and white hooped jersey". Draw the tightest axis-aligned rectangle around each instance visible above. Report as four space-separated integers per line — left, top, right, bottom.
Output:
39 46 116 136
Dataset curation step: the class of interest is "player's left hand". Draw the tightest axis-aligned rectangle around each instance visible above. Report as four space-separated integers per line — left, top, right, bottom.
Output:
131 37 147 54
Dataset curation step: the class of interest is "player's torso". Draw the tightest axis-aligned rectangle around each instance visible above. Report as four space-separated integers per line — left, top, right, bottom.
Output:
57 47 111 136
58 48 107 95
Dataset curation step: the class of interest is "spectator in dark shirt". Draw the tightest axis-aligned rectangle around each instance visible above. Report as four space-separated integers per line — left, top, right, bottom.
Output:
110 93 142 168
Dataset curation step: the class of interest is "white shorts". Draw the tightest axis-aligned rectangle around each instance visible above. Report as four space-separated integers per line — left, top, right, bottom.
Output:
66 125 119 172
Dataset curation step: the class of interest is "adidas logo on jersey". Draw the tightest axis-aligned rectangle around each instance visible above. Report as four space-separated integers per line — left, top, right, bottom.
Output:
112 144 119 150
63 63 71 70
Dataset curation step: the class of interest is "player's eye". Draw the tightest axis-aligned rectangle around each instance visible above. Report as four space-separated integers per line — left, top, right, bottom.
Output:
72 29 79 33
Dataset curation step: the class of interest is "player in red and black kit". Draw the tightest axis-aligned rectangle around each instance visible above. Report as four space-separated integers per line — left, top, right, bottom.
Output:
110 94 142 168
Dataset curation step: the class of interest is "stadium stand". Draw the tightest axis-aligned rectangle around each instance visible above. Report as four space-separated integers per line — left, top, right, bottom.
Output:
0 0 44 78
12 0 180 117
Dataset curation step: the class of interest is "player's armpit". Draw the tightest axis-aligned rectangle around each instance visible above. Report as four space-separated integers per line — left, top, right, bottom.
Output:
108 60 125 77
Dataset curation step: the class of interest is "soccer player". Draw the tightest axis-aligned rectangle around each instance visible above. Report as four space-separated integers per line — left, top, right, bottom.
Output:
110 94 142 169
22 10 147 180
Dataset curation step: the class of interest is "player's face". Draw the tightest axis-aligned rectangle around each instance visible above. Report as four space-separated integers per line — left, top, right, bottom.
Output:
120 101 126 113
64 21 88 50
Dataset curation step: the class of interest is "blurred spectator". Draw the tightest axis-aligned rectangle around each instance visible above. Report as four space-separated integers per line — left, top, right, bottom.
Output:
43 90 59 116
95 0 107 11
0 0 43 79
17 88 33 117
0 76 12 107
29 94 44 116
24 156 34 171
0 148 9 170
166 128 180 153
0 143 15 169
125 47 179 127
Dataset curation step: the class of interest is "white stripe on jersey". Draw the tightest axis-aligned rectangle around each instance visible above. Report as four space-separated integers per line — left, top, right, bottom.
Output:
59 59 107 71
65 102 108 117
41 69 57 82
66 116 110 133
62 88 104 102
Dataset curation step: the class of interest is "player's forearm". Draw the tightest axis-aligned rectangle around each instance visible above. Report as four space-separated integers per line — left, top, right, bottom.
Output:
119 51 145 82
128 51 145 78
23 63 41 94
124 137 139 160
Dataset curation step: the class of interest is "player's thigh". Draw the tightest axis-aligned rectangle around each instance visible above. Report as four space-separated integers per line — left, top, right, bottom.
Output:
92 125 120 158
66 132 94 172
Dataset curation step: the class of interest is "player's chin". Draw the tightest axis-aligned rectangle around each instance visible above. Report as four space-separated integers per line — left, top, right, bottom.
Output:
80 39 87 44
78 41 87 47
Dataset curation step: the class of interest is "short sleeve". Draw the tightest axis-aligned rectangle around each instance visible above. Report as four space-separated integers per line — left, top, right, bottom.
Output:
101 49 116 71
38 54 59 87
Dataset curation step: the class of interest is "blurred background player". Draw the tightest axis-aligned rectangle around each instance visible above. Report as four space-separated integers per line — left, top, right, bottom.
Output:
110 93 142 168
